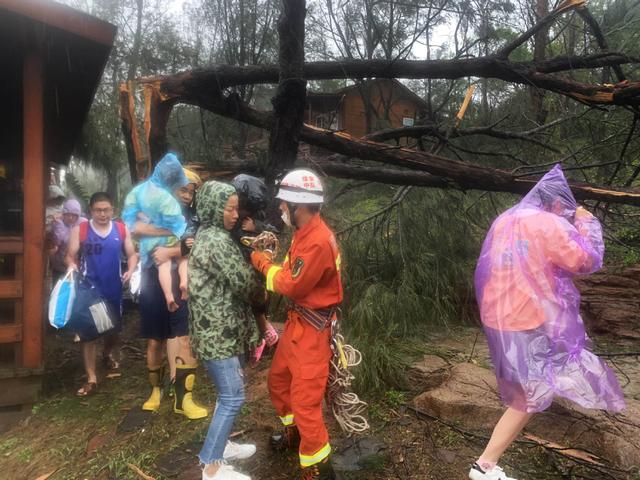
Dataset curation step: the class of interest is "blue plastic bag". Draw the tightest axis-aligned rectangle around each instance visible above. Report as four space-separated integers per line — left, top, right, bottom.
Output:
67 277 118 342
48 270 76 329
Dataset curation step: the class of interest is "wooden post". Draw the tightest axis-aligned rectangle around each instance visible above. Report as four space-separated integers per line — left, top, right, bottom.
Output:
22 51 44 369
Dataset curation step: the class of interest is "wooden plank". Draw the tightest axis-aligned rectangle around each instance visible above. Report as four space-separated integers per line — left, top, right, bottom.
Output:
0 366 43 380
0 281 22 299
22 51 44 369
0 325 22 344
0 238 22 254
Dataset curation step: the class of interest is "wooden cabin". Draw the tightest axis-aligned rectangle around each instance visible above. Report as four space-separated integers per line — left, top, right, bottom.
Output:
305 79 429 139
0 0 115 425
220 79 430 161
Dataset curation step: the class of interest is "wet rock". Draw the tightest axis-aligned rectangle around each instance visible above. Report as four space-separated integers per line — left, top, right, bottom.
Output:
413 363 640 470
411 355 449 376
413 363 503 430
410 354 451 391
333 436 386 472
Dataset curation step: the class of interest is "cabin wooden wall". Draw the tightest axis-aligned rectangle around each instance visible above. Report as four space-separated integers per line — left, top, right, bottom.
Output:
340 81 422 138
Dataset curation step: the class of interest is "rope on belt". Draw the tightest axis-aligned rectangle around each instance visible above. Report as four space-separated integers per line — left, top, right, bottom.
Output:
326 323 370 435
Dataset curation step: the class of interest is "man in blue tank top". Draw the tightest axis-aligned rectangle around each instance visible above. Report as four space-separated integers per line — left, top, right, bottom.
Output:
66 192 138 396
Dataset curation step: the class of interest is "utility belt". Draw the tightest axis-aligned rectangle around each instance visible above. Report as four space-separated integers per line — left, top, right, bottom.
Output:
290 303 337 332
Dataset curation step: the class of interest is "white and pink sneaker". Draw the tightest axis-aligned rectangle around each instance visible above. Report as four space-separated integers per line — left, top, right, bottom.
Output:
469 463 517 480
203 463 251 480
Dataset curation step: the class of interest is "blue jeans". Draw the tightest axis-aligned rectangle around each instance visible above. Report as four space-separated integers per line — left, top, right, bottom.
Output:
199 356 246 464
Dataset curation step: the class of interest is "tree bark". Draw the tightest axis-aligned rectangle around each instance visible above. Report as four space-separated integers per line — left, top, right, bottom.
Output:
531 0 549 124
148 53 639 108
119 84 140 183
265 0 307 188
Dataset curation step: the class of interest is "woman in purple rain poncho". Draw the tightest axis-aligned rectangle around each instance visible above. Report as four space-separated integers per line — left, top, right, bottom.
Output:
49 199 86 283
469 165 625 480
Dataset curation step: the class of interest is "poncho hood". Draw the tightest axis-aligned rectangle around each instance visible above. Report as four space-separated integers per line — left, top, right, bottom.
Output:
519 164 576 221
150 153 189 192
62 199 82 217
196 180 236 229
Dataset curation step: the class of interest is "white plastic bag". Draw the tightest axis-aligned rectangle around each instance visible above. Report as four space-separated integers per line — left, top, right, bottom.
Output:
48 269 76 329
129 263 141 299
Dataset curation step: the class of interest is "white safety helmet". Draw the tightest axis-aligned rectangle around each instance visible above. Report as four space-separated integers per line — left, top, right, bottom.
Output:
276 169 324 204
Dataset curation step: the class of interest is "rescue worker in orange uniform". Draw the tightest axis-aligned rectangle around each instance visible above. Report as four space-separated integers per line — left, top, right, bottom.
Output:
250 169 342 480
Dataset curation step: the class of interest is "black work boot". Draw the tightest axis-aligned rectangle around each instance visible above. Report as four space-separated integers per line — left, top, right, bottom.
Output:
270 424 301 452
301 457 336 480
173 360 208 420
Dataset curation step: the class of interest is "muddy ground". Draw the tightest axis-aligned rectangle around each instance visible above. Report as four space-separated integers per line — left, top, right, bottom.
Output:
0 309 638 480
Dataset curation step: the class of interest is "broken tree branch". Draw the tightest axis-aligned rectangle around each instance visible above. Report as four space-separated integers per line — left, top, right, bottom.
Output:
497 0 585 58
137 85 640 206
143 51 640 108
364 122 561 152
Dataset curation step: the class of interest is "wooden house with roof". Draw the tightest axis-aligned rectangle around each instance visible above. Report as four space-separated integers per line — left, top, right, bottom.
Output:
0 0 115 426
305 78 430 139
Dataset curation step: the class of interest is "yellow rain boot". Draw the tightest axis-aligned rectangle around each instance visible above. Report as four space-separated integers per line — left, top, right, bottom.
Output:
174 362 208 420
142 365 164 412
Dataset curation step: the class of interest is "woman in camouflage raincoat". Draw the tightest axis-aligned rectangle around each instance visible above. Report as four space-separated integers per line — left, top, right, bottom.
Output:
189 180 264 480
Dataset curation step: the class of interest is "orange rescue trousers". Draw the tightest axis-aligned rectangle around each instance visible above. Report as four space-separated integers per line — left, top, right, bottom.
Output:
269 310 332 466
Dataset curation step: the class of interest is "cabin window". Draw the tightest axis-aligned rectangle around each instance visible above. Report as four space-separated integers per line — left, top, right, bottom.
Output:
402 117 415 127
315 112 338 130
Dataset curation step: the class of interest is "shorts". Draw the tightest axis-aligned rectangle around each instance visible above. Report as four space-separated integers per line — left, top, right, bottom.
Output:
139 264 189 340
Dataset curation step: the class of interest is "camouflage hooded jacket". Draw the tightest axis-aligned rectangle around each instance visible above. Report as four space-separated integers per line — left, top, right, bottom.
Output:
188 181 263 361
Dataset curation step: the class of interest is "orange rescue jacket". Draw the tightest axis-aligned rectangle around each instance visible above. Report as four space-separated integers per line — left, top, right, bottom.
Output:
251 214 343 309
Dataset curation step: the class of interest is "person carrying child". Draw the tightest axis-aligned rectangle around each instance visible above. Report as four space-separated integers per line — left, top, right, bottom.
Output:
131 162 207 420
123 153 190 312
66 192 138 396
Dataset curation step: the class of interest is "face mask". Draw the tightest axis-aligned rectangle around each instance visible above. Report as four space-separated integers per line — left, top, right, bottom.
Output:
281 210 292 227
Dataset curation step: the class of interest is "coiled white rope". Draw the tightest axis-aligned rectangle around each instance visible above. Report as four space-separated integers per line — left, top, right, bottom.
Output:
327 334 370 434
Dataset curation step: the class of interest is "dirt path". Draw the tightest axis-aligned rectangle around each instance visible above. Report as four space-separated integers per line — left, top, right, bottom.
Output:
0 314 637 479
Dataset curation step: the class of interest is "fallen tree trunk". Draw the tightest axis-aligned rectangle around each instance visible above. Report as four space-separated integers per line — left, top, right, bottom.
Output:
144 88 640 206
147 54 640 108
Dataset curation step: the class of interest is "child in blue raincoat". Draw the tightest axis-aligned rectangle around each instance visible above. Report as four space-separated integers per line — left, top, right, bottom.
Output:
123 153 189 312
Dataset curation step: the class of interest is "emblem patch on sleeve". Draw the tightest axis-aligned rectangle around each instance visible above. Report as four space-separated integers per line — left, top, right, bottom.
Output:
292 257 305 278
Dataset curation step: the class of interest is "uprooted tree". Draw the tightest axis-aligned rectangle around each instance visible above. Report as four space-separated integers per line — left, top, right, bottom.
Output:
119 0 640 206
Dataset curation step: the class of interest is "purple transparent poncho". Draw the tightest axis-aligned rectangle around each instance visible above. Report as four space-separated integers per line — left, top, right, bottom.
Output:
474 165 625 413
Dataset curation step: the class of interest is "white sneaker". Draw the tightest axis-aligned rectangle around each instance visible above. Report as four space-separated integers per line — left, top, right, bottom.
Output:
469 463 517 480
202 463 251 480
223 441 257 461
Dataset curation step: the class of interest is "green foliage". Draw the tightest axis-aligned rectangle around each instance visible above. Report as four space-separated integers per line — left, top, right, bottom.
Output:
605 225 640 267
383 389 407 408
64 171 90 208
0 437 17 455
16 447 33 463
328 184 497 393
